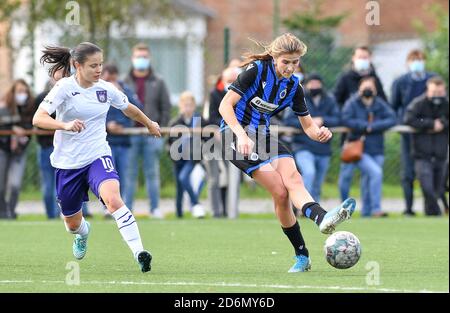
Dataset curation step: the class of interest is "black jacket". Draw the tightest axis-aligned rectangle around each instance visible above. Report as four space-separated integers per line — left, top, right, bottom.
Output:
404 94 449 160
208 87 226 126
333 67 387 107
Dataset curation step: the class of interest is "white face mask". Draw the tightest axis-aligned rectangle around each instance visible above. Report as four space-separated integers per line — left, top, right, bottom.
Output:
354 59 370 72
294 72 304 82
15 93 28 106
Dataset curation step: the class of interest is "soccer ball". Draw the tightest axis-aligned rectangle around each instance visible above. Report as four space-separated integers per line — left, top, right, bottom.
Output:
324 231 361 269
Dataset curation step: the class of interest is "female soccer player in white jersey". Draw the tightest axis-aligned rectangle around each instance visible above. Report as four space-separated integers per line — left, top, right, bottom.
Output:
33 42 160 273
219 33 356 272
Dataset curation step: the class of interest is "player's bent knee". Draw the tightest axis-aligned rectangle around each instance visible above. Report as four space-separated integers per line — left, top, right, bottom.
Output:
271 186 289 203
102 195 124 212
284 171 304 190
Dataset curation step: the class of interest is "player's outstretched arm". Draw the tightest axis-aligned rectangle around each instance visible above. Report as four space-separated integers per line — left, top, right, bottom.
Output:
123 102 161 137
298 114 332 143
32 107 85 132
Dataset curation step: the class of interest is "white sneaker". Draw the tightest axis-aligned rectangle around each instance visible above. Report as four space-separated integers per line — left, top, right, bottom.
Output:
192 204 205 219
151 208 164 219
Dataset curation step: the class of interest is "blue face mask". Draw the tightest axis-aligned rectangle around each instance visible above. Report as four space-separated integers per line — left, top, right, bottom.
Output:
354 59 370 72
133 57 150 71
294 72 304 82
409 60 425 73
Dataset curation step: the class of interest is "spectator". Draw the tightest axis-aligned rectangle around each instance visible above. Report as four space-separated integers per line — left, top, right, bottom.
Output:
391 49 436 216
293 62 306 84
283 73 340 202
334 45 387 107
339 77 396 217
123 43 171 219
404 76 449 216
33 70 63 219
206 67 238 217
102 64 142 195
0 79 34 219
168 91 208 218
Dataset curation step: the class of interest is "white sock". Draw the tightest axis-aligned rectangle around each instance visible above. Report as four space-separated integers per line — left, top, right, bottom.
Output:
65 217 89 238
112 205 144 257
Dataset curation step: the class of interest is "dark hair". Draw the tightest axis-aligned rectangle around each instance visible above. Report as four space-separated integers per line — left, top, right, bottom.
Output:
427 76 446 87
359 76 376 87
407 49 426 61
40 42 102 78
304 72 323 84
353 45 372 56
103 63 119 75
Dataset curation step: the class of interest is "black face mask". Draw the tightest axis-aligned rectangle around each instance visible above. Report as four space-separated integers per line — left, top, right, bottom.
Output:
309 88 322 97
430 96 446 106
362 89 374 98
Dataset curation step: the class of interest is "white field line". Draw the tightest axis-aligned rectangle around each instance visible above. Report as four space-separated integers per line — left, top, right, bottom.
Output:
0 279 447 293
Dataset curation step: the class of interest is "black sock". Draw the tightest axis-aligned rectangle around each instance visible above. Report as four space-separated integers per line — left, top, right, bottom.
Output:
301 202 327 226
282 221 308 257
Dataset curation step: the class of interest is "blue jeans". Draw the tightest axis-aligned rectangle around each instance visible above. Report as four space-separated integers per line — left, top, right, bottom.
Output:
111 145 130 196
174 160 200 217
339 154 384 217
124 135 164 212
294 150 330 202
37 146 59 219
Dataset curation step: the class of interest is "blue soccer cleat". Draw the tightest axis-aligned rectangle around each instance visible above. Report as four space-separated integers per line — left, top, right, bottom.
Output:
288 255 311 273
73 222 90 260
136 250 152 273
319 198 356 234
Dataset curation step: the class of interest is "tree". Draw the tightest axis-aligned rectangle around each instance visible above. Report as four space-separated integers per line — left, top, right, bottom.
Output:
282 0 351 89
0 0 176 87
414 3 449 83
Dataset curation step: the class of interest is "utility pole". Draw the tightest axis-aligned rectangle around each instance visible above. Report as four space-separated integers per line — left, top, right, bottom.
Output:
273 0 280 37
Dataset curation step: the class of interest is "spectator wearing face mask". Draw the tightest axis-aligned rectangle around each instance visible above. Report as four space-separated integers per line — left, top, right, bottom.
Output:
404 77 449 216
0 79 35 219
283 73 340 202
338 77 396 218
123 43 171 219
334 46 387 108
391 49 436 216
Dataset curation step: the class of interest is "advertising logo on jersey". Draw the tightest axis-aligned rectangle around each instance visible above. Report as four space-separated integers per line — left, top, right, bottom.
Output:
250 96 278 114
96 90 107 103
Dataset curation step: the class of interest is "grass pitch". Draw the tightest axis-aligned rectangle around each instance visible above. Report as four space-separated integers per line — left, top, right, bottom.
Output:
0 214 448 293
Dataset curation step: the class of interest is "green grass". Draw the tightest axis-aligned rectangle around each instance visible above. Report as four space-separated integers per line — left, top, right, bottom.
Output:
19 181 414 201
0 215 448 293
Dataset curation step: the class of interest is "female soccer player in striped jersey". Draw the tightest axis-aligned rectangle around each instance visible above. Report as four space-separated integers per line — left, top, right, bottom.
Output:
33 42 160 273
219 33 356 272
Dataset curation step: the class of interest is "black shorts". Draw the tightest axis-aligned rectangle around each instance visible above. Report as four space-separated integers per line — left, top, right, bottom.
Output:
221 128 293 177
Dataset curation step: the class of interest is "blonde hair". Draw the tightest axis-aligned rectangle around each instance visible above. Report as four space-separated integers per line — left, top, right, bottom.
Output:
178 91 196 106
241 33 307 67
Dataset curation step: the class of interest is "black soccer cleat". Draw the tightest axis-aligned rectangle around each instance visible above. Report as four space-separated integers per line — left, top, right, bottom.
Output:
137 250 152 273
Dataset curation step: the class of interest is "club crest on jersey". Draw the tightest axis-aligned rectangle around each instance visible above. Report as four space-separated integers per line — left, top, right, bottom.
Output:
279 89 287 99
96 90 107 103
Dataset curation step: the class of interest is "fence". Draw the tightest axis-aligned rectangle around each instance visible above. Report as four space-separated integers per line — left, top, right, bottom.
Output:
0 125 409 198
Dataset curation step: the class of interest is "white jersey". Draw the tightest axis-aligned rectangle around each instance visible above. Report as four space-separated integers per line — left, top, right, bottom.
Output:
40 76 129 169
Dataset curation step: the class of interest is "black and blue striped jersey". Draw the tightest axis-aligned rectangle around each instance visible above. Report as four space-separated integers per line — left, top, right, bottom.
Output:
220 59 309 135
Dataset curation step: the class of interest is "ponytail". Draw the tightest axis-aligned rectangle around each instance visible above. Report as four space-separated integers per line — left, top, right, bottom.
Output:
40 42 102 78
40 46 72 78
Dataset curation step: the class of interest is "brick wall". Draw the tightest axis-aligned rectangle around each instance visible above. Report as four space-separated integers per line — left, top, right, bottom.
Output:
200 0 448 85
